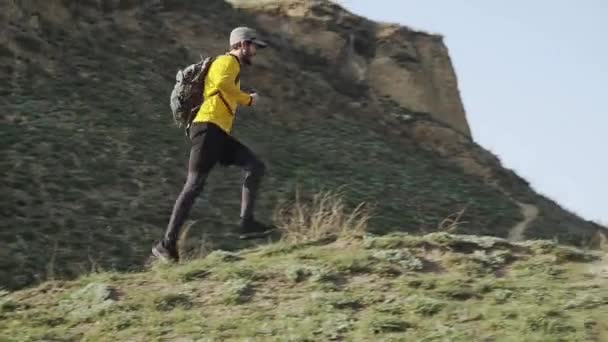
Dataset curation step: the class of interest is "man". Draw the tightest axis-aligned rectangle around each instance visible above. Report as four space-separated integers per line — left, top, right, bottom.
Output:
152 27 271 262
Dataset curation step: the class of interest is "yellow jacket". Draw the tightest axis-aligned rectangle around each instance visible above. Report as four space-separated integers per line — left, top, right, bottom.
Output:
193 54 252 133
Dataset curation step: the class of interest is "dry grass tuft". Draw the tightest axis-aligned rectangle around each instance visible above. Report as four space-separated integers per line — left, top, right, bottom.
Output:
437 206 468 233
273 189 371 244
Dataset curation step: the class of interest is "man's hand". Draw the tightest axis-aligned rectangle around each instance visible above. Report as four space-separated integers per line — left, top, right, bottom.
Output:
250 92 259 106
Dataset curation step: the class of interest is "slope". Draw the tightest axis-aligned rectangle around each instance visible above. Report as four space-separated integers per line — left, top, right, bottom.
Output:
1 233 606 341
0 0 604 291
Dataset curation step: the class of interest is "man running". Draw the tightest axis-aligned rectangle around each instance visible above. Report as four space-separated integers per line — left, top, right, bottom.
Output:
153 27 270 262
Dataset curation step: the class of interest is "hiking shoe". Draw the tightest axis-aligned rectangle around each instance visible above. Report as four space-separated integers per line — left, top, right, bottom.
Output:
152 242 179 263
238 218 274 239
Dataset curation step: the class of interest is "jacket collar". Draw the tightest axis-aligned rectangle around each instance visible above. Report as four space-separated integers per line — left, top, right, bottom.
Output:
227 52 241 65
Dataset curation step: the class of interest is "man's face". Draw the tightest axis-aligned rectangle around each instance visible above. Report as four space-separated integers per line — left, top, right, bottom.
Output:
241 41 257 65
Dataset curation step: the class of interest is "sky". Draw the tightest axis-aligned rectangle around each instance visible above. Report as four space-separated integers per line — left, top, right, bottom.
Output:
340 0 607 223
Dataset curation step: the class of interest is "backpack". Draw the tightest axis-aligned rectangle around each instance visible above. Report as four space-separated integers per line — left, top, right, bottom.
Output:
169 56 215 133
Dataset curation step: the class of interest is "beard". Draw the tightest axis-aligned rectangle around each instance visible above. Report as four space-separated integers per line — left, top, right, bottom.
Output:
241 55 252 65
240 47 255 65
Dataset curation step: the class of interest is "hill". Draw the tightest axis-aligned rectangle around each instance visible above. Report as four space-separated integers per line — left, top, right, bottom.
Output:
1 0 605 290
1 232 606 341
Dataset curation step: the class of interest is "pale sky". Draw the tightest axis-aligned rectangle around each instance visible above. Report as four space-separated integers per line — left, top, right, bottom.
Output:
341 0 607 223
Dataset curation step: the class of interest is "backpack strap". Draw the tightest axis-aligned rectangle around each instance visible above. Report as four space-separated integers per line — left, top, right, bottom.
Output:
185 57 216 136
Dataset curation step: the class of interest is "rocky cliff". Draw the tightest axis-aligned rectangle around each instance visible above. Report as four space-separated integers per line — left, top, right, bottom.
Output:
228 0 471 135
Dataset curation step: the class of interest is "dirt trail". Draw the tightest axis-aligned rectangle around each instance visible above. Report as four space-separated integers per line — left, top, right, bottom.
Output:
508 202 539 242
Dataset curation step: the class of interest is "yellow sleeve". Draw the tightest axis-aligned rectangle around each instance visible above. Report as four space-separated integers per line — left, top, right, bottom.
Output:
211 56 252 106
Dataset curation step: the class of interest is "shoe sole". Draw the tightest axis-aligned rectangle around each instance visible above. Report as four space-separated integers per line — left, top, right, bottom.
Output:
238 230 274 240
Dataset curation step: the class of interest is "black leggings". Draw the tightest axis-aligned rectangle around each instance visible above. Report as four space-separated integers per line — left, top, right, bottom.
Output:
162 122 265 247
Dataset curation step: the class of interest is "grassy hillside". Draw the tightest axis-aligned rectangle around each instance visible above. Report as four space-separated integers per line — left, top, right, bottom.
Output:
1 231 606 341
1 0 604 291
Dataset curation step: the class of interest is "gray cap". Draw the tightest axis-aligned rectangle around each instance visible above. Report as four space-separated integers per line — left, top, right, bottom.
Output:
229 27 268 48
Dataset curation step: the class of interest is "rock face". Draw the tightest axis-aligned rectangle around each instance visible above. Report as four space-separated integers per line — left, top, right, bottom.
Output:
227 0 471 136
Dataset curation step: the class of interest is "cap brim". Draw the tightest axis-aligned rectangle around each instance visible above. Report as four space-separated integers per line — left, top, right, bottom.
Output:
252 39 268 48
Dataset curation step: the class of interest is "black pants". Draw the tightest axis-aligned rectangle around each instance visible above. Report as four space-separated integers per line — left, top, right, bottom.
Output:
162 122 265 248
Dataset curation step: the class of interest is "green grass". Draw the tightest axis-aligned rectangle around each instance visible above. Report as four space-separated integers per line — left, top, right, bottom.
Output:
1 0 603 291
1 233 606 341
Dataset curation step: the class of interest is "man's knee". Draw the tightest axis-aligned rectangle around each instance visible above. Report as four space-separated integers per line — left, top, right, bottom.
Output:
244 160 265 189
254 160 266 175
250 159 265 179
